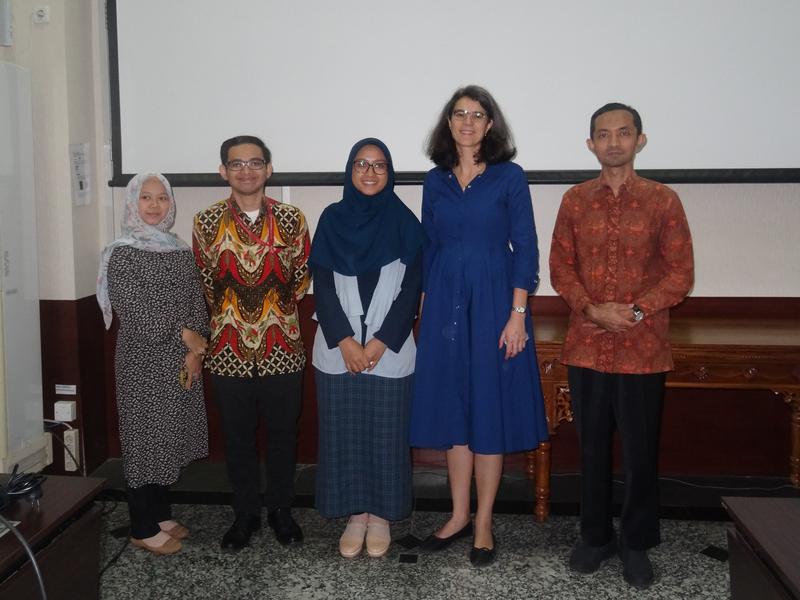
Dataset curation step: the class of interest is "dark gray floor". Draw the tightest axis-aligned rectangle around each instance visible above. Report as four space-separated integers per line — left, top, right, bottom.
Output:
90 459 800 599
90 459 800 598
97 502 732 600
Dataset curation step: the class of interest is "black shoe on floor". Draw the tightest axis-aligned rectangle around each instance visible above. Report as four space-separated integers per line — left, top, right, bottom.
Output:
469 533 496 568
267 508 303 546
220 514 261 552
568 538 618 574
418 521 473 553
620 546 655 589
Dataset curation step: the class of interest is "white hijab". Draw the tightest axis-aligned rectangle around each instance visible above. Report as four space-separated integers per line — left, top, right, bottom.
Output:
96 173 190 329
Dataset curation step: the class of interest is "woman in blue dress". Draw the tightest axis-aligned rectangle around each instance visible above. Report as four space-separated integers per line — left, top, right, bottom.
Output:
410 85 548 567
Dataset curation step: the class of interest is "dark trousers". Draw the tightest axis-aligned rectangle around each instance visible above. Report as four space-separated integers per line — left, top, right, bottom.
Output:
212 371 303 517
126 483 171 539
568 366 666 551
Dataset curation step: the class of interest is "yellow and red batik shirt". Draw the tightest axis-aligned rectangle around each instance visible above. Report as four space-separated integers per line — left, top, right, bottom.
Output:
193 196 311 377
549 174 694 374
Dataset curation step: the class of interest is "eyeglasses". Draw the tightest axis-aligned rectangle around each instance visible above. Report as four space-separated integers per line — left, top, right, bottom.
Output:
226 159 267 171
352 159 389 175
451 109 488 122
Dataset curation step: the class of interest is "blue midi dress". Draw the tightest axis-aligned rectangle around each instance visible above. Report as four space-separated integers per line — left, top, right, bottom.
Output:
409 162 549 454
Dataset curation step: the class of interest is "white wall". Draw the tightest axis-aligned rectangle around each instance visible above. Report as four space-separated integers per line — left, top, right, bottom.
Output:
0 0 111 300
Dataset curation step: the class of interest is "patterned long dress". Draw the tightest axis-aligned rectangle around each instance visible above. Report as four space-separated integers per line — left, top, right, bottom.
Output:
107 245 209 487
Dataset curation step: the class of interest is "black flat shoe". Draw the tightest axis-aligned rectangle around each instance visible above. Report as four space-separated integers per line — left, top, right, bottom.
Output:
267 508 304 546
469 533 496 567
418 521 473 553
220 514 261 552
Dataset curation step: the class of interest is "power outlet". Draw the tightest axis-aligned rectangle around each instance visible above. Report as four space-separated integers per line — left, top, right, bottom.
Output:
63 429 80 472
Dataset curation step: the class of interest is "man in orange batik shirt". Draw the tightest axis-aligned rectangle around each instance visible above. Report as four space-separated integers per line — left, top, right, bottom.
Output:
550 103 693 589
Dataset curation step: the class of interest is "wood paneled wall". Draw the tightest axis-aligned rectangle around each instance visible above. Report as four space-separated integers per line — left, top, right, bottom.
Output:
41 296 799 479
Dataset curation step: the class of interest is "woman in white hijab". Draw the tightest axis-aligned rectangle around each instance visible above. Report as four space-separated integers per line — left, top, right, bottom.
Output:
98 173 209 555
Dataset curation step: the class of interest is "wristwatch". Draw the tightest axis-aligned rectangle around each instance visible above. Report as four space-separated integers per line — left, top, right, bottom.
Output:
511 305 527 314
632 304 644 322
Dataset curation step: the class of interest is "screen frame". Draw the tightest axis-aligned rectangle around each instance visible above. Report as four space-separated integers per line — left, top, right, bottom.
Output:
106 1 800 187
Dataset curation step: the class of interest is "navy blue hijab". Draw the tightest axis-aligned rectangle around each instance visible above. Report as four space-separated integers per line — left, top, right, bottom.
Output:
309 138 424 276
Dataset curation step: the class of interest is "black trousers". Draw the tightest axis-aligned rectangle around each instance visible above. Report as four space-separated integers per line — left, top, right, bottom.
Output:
568 366 666 551
212 371 303 517
126 483 171 539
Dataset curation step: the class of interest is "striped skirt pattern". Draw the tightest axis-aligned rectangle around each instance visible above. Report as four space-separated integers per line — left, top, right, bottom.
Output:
315 369 413 521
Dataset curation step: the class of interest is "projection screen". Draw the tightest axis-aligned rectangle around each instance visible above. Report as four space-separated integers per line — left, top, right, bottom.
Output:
109 0 800 185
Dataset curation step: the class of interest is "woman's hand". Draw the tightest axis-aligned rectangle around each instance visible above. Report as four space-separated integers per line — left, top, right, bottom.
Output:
498 312 528 360
364 338 387 371
183 351 203 389
338 337 370 374
182 328 207 357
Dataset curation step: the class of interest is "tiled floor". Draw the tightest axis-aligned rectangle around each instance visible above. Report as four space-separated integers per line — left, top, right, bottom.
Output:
97 501 731 600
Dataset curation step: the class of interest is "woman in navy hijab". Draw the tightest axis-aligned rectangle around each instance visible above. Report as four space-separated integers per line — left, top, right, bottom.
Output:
310 138 424 559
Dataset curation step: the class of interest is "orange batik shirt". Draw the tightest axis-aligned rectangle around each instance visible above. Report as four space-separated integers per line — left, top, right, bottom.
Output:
193 196 311 378
549 174 694 374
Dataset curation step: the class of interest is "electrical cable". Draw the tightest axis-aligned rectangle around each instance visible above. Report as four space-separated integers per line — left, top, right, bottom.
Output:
96 492 119 517
98 536 130 579
43 418 73 430
5 465 46 500
0 513 48 600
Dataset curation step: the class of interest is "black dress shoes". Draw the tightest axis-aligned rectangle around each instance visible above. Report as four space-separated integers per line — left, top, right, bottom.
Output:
267 508 303 546
418 521 473 553
620 545 655 589
220 514 261 552
469 533 496 568
569 538 618 574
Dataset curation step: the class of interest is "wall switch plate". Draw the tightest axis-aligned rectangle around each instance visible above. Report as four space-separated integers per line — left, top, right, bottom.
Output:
32 5 49 24
54 400 77 421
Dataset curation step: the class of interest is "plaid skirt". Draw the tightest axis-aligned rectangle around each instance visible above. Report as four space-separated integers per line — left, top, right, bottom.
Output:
315 369 413 521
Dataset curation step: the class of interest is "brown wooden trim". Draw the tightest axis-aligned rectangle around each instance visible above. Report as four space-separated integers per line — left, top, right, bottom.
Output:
529 296 800 319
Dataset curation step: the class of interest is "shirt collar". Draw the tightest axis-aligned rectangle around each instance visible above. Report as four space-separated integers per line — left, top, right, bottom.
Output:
227 195 266 222
591 171 641 197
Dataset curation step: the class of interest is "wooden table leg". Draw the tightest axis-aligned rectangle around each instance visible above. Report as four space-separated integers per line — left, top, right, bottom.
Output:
787 393 800 487
534 440 551 522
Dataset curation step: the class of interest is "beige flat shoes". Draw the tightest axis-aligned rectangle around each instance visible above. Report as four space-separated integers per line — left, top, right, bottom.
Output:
365 517 391 558
161 521 190 540
339 517 368 558
130 535 182 555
